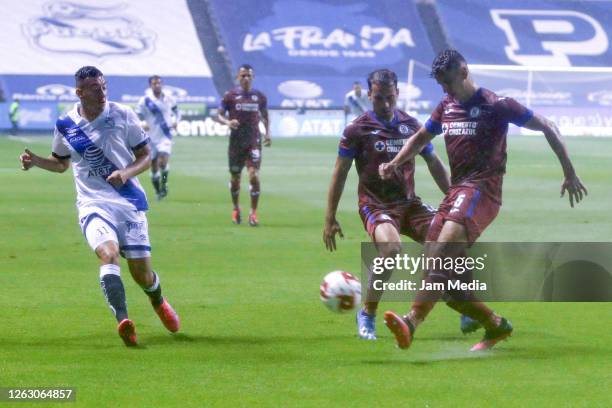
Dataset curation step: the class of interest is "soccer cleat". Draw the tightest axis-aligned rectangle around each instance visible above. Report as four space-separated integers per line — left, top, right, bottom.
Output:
117 319 138 347
383 311 414 349
470 317 513 351
356 308 377 340
248 212 259 227
232 209 241 224
460 314 483 334
154 298 180 333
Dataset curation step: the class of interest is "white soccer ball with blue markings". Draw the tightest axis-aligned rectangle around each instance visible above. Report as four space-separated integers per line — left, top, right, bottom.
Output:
319 271 362 313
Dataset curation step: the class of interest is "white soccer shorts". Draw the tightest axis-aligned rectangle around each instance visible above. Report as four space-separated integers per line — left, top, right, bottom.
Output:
150 138 172 160
79 204 151 259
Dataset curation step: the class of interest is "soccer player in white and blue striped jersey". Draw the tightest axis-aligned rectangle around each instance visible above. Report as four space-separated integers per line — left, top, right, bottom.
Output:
135 75 180 200
19 66 180 347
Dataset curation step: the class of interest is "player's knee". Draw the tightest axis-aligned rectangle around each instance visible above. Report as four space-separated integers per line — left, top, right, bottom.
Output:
96 241 120 265
378 242 401 260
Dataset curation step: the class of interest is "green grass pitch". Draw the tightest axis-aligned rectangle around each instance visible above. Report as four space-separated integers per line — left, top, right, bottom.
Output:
1 134 611 407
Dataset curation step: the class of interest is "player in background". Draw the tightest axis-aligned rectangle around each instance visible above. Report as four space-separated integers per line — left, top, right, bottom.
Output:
217 64 271 226
324 69 450 340
379 49 587 351
136 75 180 200
19 66 180 347
344 81 371 124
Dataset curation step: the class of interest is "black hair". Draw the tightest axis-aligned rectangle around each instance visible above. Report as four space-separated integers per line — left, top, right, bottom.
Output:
430 49 467 77
239 64 254 72
74 66 103 85
148 75 162 84
366 69 397 90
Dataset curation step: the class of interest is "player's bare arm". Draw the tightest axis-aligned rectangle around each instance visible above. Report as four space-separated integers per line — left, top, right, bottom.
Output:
216 110 240 129
379 127 434 179
523 113 588 207
422 150 450 194
261 107 271 147
19 148 70 173
323 156 352 251
106 143 152 188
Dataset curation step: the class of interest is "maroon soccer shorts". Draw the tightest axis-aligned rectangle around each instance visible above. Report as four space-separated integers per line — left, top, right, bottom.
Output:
359 199 435 243
228 143 262 174
426 183 501 244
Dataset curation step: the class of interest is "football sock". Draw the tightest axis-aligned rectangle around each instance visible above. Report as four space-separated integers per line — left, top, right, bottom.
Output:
229 179 240 209
143 271 163 308
161 166 169 189
249 180 260 212
100 264 128 322
151 171 161 194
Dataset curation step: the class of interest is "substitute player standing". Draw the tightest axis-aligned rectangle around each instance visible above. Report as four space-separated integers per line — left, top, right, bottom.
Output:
379 49 587 351
217 64 271 226
324 69 450 340
136 75 180 200
19 66 180 347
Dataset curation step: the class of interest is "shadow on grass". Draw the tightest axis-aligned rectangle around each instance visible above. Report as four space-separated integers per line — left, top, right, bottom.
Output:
359 343 604 366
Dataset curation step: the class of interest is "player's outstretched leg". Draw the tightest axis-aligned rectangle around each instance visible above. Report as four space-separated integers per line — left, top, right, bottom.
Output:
128 258 180 333
99 264 137 346
144 271 180 333
230 174 241 224
248 167 260 226
159 155 170 199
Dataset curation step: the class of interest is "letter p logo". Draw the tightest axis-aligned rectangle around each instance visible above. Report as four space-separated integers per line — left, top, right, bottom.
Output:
490 9 609 66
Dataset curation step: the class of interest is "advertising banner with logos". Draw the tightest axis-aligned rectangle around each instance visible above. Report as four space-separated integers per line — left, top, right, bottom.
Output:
0 0 218 130
436 0 612 67
210 0 439 110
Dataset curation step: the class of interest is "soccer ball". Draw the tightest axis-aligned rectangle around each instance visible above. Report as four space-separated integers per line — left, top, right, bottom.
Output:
319 271 362 313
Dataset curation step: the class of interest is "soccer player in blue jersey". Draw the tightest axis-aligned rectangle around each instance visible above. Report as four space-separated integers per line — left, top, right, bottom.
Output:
19 66 180 347
136 75 180 200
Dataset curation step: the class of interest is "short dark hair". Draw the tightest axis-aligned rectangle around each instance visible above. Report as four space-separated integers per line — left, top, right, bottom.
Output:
239 64 254 72
148 75 162 84
430 49 466 77
74 66 103 85
367 69 397 90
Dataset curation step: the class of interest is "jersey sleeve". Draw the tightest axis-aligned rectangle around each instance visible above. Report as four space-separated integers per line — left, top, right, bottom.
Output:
338 124 359 158
126 108 149 150
496 97 533 127
424 101 444 135
259 92 268 111
219 92 230 113
134 97 145 118
51 123 71 159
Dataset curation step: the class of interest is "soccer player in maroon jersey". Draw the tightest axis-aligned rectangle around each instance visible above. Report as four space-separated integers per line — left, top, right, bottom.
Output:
323 69 451 340
379 49 587 351
217 64 271 226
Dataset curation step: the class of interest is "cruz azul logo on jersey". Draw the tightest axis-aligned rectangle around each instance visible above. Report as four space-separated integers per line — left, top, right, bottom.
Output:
375 138 407 153
22 1 156 58
490 9 609 66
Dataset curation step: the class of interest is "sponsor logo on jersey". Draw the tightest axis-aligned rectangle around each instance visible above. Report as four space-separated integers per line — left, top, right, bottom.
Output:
23 2 156 58
446 121 477 136
374 140 386 152
235 103 260 112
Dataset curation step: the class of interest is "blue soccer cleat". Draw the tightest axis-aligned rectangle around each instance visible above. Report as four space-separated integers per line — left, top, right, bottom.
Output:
356 308 377 340
460 314 482 334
